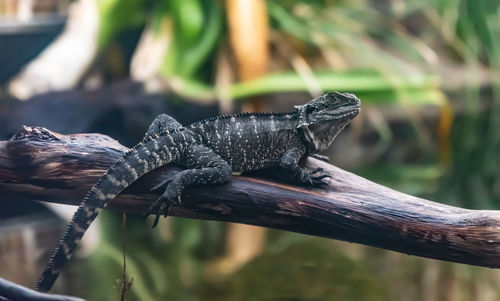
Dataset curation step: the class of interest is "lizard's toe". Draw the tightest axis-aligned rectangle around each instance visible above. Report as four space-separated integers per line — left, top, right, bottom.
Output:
150 177 173 191
142 202 157 219
144 195 168 227
161 195 182 217
312 174 331 181
152 213 161 228
160 198 173 218
311 174 331 188
144 188 181 227
301 170 331 188
310 167 324 175
142 206 161 227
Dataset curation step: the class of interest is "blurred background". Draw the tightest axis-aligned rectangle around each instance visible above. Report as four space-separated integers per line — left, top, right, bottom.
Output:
0 0 499 300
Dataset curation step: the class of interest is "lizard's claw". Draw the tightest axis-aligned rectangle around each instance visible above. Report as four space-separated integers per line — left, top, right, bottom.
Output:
312 174 332 188
310 167 324 175
142 198 163 227
301 168 331 188
143 190 179 227
143 196 171 227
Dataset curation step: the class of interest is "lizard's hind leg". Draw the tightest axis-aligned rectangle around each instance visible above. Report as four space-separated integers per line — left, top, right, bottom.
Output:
144 114 183 138
145 144 232 226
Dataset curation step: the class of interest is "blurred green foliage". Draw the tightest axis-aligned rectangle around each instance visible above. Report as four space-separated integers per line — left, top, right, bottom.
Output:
97 0 148 47
160 0 223 80
97 0 444 104
424 0 500 209
199 238 390 301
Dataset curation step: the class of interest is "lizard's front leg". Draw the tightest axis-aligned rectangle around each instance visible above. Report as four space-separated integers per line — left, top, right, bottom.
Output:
280 147 331 187
144 144 232 226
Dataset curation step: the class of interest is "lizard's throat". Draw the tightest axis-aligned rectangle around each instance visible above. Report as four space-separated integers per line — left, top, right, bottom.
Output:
300 122 346 152
300 125 328 152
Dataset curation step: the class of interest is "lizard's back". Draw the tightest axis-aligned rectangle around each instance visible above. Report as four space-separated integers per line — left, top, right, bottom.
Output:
188 112 302 172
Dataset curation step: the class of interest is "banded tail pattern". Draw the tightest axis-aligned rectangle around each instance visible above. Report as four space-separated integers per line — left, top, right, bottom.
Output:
36 130 192 292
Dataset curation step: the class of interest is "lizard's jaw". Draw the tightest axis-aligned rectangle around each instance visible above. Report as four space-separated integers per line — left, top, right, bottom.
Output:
301 119 350 152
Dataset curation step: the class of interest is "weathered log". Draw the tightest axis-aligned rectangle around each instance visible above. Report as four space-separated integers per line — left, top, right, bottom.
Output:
1 126 499 268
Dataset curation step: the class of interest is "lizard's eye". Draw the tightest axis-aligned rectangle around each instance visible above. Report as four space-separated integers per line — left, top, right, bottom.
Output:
306 106 315 114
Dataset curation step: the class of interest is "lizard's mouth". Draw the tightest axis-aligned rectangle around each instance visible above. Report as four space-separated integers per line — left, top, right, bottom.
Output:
329 104 360 120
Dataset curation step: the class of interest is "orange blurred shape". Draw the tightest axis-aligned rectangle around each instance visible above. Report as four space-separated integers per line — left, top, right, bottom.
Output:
225 0 269 82
438 101 453 166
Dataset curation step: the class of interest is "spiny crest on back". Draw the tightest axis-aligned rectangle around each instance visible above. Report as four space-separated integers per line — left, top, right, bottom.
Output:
191 111 295 127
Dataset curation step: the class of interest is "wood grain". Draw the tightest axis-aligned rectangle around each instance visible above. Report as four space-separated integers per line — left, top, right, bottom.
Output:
1 126 499 268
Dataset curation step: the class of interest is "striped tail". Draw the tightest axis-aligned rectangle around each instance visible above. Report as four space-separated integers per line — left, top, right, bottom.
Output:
36 132 184 292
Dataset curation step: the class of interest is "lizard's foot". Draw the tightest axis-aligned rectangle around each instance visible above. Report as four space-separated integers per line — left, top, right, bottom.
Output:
143 189 180 227
301 168 331 188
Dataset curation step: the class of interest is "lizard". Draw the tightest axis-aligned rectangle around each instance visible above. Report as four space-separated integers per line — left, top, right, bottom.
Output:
36 91 361 292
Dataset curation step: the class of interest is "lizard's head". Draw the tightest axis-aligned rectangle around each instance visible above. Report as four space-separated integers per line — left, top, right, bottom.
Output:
295 92 360 152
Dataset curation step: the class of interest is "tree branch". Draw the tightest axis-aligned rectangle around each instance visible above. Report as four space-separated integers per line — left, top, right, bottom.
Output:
1 126 499 268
